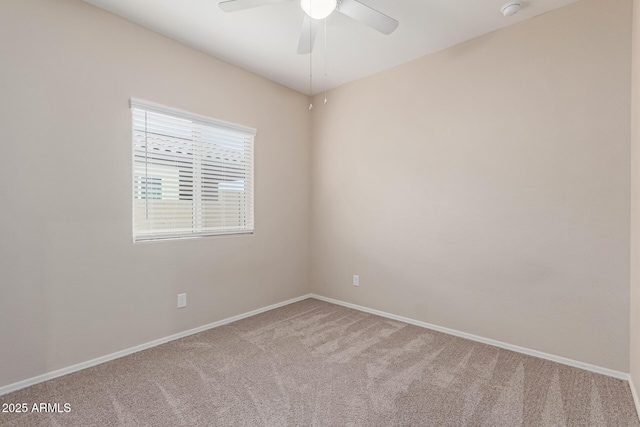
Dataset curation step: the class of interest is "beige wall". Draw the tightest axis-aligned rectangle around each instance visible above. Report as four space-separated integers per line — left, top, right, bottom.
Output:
631 0 640 400
310 0 632 371
0 0 311 388
0 0 635 391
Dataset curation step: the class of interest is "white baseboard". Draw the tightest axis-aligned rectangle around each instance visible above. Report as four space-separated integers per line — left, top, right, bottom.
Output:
309 294 630 381
0 294 313 397
1 292 631 397
630 376 640 419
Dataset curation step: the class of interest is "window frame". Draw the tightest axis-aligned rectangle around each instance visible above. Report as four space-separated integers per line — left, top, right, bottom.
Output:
130 98 256 242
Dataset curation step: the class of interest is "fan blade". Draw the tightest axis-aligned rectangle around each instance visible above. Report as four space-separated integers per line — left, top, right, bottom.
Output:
297 15 319 54
337 0 398 35
219 0 290 12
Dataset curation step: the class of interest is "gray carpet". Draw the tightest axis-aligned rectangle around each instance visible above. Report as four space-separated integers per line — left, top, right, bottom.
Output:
0 298 638 426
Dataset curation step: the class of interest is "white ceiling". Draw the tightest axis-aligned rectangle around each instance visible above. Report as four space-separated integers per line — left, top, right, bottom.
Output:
82 0 579 95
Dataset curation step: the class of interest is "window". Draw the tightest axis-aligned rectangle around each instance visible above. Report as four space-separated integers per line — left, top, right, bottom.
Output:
131 99 255 241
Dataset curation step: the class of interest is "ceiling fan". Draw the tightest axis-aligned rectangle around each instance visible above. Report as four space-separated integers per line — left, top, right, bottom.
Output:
218 0 399 54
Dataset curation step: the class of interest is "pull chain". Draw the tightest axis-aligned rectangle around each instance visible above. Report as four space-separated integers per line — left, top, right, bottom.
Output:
324 17 328 104
308 0 314 110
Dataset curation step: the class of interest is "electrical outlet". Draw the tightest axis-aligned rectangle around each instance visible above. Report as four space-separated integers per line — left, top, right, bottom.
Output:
177 293 187 308
353 275 360 287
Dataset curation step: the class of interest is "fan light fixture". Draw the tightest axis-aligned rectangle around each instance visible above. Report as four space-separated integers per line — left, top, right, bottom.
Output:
219 0 399 109
301 0 336 20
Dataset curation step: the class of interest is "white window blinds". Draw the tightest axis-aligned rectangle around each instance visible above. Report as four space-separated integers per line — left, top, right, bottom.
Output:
131 99 256 241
